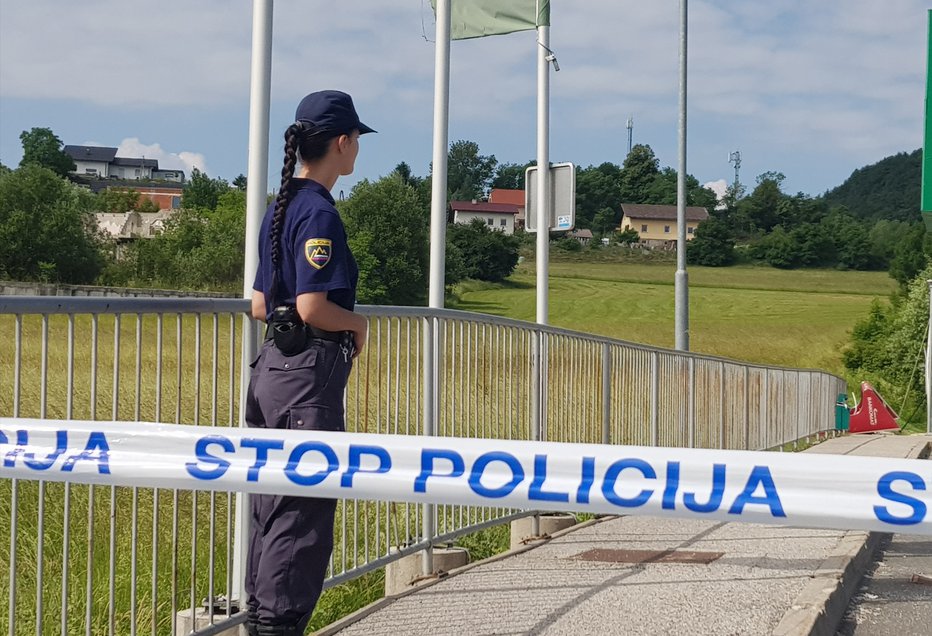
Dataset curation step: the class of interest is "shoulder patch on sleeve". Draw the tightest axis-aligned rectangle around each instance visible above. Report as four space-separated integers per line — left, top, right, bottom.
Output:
305 238 333 270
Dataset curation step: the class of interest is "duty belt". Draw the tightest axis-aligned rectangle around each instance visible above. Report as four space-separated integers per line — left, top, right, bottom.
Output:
265 324 350 344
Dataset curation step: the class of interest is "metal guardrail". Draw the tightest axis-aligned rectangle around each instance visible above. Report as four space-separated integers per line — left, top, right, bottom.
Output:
0 296 845 635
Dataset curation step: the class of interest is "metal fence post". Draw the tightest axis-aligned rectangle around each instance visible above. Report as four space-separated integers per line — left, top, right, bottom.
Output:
602 342 611 445
743 366 750 450
650 352 659 446
687 357 695 448
421 316 436 576
529 328 542 537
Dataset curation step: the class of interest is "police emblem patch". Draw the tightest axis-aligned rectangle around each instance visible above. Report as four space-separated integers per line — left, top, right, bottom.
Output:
305 238 332 270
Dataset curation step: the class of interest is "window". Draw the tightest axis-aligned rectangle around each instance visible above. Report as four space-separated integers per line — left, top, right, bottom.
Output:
171 196 181 209
85 168 97 175
500 218 507 226
641 224 648 233
487 218 494 225
687 227 694 235
134 168 141 177
664 225 671 233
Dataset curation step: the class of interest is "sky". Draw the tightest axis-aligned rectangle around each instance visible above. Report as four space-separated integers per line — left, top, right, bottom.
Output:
0 1 927 200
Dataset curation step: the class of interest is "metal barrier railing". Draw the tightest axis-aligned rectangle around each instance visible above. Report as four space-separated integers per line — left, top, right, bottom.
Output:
0 297 845 635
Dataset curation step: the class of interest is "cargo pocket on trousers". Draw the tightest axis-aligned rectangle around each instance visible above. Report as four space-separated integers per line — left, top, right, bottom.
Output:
288 403 344 432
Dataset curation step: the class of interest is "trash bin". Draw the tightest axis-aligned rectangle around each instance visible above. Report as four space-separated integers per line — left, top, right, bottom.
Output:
835 393 850 431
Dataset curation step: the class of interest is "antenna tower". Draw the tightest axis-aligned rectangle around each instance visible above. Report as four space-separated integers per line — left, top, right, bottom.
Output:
728 150 741 187
626 116 634 155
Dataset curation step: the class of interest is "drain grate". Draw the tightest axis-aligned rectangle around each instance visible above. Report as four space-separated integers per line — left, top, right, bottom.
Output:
573 548 724 564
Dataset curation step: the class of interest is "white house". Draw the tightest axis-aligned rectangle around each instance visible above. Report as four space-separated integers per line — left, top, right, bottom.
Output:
449 200 519 235
108 157 159 180
64 145 185 183
65 145 117 178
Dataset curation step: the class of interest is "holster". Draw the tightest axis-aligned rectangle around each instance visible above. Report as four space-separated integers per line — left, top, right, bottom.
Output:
269 306 308 356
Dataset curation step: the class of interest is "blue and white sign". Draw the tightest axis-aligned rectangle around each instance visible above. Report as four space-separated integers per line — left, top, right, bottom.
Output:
1 418 929 535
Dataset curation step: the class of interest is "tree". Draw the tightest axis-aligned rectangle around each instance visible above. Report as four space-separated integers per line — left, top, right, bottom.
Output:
0 165 104 283
182 168 229 211
137 197 160 213
751 226 802 268
491 161 533 190
820 211 874 270
447 219 520 282
575 163 621 229
111 190 247 290
339 176 429 305
616 227 640 245
889 224 928 287
739 172 787 233
618 144 661 203
644 167 717 209
869 220 916 268
591 207 618 236
686 217 736 266
824 149 921 223
446 140 497 201
97 188 143 213
19 127 75 177
232 174 248 191
391 161 424 189
844 265 930 415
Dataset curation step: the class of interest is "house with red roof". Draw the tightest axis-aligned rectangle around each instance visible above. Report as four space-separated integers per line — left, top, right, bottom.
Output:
449 199 520 235
488 188 526 228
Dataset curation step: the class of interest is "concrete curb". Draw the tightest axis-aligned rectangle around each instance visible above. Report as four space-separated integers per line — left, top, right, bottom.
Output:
313 515 612 636
773 436 931 635
772 530 887 636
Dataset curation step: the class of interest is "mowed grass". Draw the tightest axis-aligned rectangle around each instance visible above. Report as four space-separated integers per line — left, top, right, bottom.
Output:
454 262 897 377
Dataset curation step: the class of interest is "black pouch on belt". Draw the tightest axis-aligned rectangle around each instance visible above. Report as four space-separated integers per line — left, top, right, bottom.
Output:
270 305 308 356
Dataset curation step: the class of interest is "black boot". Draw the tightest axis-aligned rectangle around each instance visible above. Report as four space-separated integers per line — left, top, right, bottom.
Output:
244 608 260 636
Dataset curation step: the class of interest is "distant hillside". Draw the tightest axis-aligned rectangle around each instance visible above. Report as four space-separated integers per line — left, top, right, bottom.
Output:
822 148 921 222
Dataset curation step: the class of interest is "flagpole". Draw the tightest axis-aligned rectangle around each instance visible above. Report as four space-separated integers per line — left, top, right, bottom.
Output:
423 0 451 578
675 0 689 351
235 0 274 607
530 5 551 539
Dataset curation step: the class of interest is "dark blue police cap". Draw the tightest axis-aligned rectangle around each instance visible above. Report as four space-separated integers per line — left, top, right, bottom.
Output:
294 90 376 135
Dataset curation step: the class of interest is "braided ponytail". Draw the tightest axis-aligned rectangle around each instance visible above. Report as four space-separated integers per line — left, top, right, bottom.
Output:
268 123 302 306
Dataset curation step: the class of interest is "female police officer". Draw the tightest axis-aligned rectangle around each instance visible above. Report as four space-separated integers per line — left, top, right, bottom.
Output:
244 90 374 636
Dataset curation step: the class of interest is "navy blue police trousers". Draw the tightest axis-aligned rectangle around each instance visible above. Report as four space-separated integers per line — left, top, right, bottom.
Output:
244 336 353 629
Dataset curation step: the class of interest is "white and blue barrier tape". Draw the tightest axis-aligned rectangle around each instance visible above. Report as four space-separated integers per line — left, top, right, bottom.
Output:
1 418 929 535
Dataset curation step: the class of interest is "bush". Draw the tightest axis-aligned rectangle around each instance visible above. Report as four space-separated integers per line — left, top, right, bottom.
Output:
553 237 582 252
447 219 521 283
686 217 735 266
0 165 105 283
340 177 429 305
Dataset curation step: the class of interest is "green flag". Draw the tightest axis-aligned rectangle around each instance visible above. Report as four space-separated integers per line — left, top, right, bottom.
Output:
431 0 550 40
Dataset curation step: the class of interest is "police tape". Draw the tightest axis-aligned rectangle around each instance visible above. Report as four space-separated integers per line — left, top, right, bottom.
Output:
1 418 929 535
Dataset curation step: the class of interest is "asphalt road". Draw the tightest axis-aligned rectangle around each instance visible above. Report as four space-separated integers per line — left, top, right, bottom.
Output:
836 533 932 636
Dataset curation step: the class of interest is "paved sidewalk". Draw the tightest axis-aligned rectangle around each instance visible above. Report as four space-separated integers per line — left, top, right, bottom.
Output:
322 434 930 636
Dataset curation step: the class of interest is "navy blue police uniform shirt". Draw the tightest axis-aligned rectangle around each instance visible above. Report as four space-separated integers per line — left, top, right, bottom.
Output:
253 179 359 319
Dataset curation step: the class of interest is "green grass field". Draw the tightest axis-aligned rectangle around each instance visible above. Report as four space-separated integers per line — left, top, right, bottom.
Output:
453 261 897 377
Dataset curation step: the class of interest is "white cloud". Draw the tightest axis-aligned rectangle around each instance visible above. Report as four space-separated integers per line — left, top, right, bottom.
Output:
115 138 207 176
703 179 729 205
